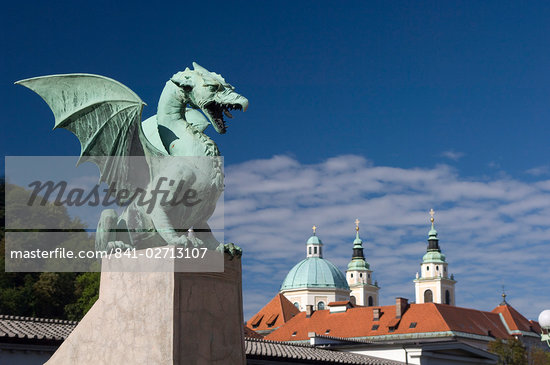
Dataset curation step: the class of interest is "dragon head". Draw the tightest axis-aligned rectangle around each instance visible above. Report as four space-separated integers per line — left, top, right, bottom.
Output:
170 62 249 134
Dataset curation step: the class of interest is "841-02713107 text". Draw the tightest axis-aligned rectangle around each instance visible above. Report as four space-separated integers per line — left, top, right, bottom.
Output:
109 247 208 260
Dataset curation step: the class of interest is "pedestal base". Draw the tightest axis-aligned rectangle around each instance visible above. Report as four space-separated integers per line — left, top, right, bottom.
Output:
46 252 245 365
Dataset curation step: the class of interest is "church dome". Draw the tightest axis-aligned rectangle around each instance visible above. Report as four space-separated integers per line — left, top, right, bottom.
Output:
422 250 446 263
306 235 322 245
280 257 350 291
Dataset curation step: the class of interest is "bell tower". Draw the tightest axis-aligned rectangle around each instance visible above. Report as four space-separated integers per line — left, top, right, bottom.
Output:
345 219 379 306
414 209 456 305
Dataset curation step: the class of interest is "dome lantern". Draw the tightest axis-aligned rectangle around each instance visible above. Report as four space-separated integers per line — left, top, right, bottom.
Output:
306 225 323 258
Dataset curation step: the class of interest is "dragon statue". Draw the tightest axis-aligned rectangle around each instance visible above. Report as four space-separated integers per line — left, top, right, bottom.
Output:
16 62 248 257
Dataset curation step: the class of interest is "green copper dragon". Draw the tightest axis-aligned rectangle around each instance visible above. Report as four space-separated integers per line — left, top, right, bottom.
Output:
16 63 248 257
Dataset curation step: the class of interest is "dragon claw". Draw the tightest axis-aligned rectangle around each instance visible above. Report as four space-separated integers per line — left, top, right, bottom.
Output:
223 243 242 260
106 241 133 252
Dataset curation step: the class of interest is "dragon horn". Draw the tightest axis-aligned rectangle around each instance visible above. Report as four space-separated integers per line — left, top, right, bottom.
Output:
192 62 210 74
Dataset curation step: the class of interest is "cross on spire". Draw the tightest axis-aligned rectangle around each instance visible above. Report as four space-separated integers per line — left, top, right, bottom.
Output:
355 218 360 232
312 225 317 235
429 208 436 228
501 285 508 305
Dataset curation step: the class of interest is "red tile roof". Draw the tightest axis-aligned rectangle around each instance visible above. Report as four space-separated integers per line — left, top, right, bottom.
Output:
247 293 300 332
265 302 519 342
491 303 541 333
329 301 353 306
244 325 264 339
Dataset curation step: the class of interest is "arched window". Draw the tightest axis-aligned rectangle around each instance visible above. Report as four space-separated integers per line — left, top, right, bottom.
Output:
318 301 325 310
436 265 439 271
350 296 356 305
351 273 353 278
294 302 300 309
445 290 451 305
368 296 373 307
360 273 363 278
427 266 430 271
424 289 433 303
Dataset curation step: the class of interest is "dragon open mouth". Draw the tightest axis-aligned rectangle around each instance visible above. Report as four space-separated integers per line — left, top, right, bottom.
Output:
204 102 243 134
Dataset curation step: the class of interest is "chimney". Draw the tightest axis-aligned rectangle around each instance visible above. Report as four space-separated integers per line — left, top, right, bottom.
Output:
306 305 314 318
396 297 409 318
373 307 381 321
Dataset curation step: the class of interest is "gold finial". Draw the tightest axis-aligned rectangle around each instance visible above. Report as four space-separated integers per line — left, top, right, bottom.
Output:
429 208 435 224
355 218 360 232
312 225 317 235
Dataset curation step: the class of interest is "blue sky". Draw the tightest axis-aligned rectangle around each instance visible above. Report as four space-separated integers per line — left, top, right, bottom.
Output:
3 1 549 320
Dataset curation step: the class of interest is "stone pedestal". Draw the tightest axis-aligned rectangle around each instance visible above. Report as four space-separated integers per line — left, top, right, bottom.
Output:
46 252 245 365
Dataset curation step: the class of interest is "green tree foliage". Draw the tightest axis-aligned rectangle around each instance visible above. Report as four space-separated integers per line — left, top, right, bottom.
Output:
529 347 550 365
65 272 100 321
0 182 100 320
33 272 77 318
489 338 528 365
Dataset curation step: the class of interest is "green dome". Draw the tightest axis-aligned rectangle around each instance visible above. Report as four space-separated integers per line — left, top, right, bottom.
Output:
280 257 350 291
307 235 323 245
422 250 446 263
347 259 369 271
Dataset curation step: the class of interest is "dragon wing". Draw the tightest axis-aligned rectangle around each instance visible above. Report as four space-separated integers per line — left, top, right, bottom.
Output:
16 74 167 193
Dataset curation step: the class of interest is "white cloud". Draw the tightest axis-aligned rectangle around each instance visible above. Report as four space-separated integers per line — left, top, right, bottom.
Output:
224 155 550 321
526 165 550 177
441 150 465 161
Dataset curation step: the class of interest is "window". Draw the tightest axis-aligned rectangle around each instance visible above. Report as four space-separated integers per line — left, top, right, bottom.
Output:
371 324 379 330
292 331 297 336
368 296 373 307
368 273 370 279
350 296 356 305
360 273 363 278
318 301 325 310
427 266 430 271
436 265 439 271
445 290 451 305
266 314 278 328
293 302 300 309
388 327 395 333
351 273 353 278
308 247 311 254
325 329 330 334
250 314 264 329
409 322 417 328
424 289 433 303
314 247 317 254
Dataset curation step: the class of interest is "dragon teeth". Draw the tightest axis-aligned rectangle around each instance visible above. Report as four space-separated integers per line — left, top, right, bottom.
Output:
223 109 233 119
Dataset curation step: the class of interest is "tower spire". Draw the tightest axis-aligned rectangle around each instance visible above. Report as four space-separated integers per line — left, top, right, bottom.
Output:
346 219 378 306
427 209 440 251
355 219 361 241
